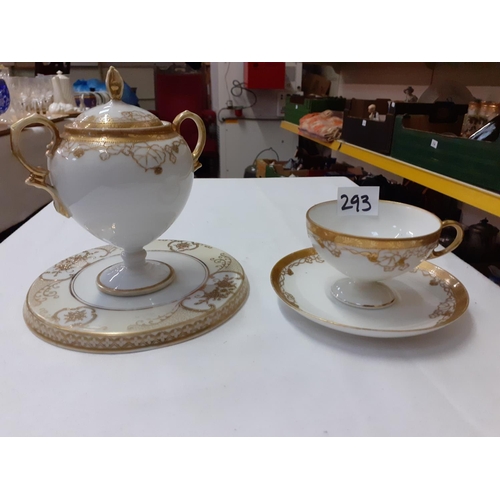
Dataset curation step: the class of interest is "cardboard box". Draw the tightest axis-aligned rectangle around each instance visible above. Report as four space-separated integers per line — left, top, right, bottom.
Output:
302 73 331 97
342 99 467 155
255 159 364 179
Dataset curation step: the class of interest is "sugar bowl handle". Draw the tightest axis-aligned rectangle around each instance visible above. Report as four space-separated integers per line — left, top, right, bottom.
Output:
173 111 206 172
429 220 464 259
10 114 70 218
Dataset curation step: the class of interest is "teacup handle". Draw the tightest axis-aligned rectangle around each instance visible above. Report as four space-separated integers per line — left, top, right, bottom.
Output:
10 113 70 218
429 220 464 259
173 110 206 172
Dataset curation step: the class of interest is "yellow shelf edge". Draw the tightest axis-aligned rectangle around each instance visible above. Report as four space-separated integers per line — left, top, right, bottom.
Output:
281 121 500 218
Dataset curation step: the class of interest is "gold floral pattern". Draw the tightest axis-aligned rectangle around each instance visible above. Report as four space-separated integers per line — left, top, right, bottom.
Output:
52 306 97 327
167 240 200 252
278 253 324 306
309 231 437 272
128 310 178 330
311 235 341 258
211 253 232 271
41 247 116 281
194 275 237 305
412 268 457 325
33 282 61 306
181 272 243 312
58 139 187 174
24 240 249 353
271 248 469 336
24 276 249 353
51 255 87 275
127 253 235 331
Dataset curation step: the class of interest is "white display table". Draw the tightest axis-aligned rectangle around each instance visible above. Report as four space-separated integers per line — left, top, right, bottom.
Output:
0 178 499 436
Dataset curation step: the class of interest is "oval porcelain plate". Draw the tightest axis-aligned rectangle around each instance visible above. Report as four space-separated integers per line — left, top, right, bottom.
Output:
24 240 249 353
270 248 469 338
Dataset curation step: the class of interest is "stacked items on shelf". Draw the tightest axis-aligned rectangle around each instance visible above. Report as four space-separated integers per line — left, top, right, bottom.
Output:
298 110 343 142
284 96 500 195
391 103 499 193
461 100 500 138
342 99 468 155
255 152 364 180
339 97 499 193
283 95 346 126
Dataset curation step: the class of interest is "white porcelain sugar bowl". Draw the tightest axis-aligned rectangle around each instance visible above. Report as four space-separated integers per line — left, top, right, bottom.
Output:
10 66 206 297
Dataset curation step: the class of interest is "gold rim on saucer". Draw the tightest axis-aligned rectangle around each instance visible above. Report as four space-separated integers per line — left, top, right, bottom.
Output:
270 247 469 337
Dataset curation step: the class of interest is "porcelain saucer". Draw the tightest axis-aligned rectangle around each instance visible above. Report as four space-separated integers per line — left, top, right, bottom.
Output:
270 248 469 338
24 239 249 353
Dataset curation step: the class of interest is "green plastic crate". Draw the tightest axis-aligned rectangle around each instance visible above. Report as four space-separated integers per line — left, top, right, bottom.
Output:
284 96 346 125
391 115 500 193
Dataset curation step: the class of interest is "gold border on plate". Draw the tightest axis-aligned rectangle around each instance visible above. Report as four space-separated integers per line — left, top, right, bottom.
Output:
23 241 249 353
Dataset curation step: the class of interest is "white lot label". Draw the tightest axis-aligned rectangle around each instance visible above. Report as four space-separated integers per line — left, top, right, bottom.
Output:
337 186 380 216
362 119 367 126
431 139 438 149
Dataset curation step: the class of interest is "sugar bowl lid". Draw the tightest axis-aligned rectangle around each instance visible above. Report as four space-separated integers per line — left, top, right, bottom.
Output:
65 66 166 134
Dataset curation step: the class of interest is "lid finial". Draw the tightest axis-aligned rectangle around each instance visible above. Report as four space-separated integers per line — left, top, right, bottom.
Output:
106 66 124 101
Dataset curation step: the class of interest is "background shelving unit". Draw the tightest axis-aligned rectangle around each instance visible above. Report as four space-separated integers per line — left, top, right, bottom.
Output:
281 121 500 218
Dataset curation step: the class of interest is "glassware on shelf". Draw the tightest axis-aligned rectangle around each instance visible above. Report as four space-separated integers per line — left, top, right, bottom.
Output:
17 77 32 116
33 75 54 115
0 77 28 125
0 77 11 126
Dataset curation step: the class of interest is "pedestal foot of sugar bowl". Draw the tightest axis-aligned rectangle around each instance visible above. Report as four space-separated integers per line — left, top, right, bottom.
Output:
96 249 175 297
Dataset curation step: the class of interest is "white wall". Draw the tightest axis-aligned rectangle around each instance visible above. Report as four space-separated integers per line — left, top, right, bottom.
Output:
211 62 302 178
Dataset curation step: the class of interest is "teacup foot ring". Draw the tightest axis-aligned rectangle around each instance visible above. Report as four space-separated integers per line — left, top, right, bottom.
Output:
330 278 396 309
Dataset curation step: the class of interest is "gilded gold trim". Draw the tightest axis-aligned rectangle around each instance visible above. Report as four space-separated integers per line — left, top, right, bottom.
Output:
309 230 437 272
270 247 469 333
10 114 70 218
69 252 210 313
306 200 443 249
71 119 163 130
24 277 249 354
63 123 177 142
58 138 187 174
307 220 439 249
96 261 175 297
173 111 206 172
70 112 163 130
180 272 243 312
23 241 249 353
106 66 124 100
276 252 324 306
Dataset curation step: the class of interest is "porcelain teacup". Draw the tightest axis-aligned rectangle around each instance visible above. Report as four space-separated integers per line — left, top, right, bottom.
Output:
306 200 463 309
